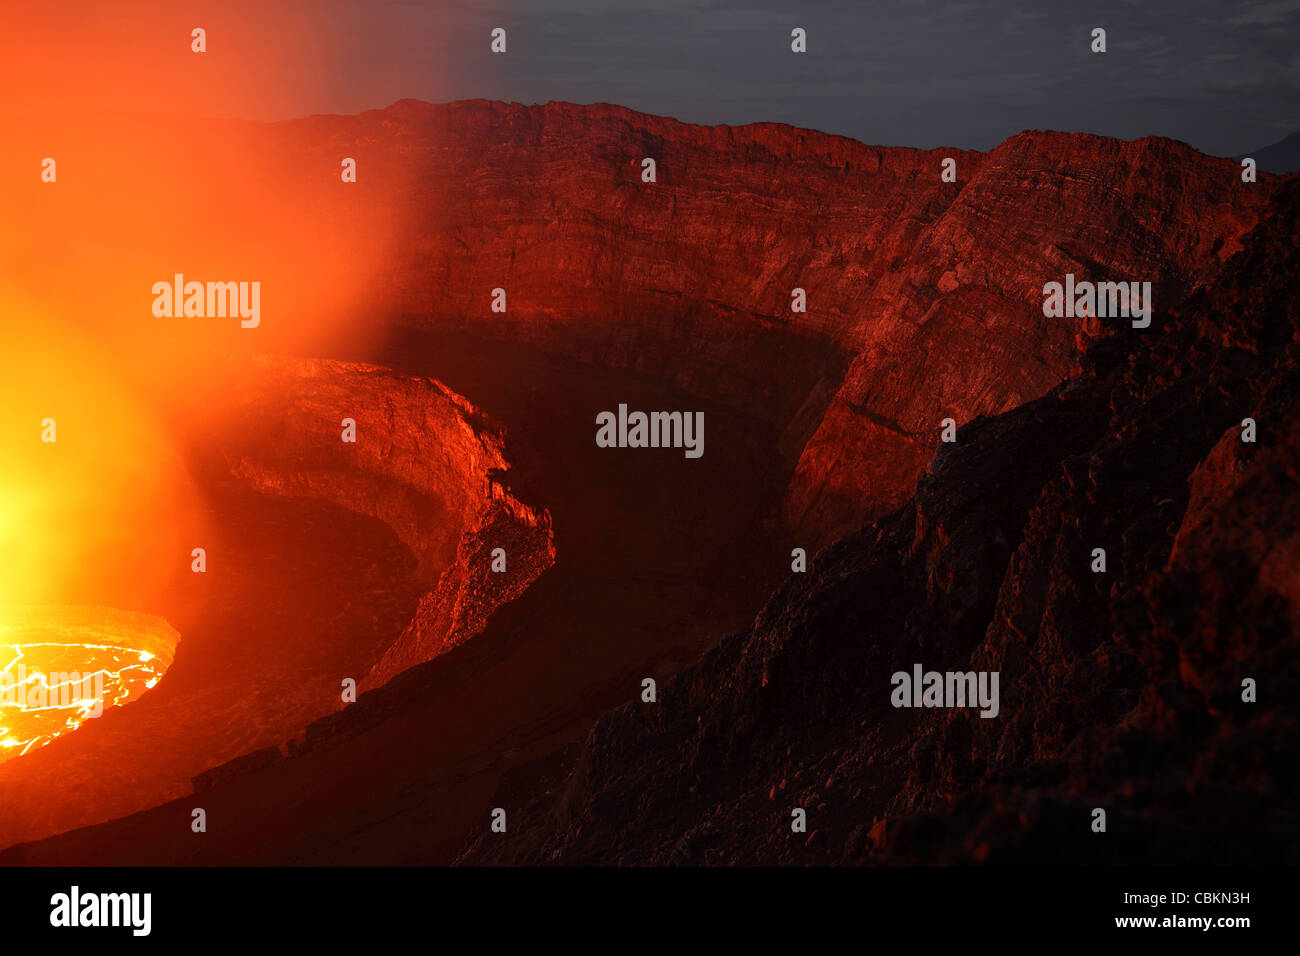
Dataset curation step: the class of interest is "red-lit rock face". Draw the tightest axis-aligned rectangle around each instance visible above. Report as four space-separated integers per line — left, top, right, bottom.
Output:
786 131 1276 545
211 356 557 687
2 102 1292 867
294 101 1281 547
455 182 1300 867
0 356 552 849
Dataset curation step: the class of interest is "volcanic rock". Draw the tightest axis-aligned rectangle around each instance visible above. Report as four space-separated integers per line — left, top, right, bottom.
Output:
212 355 556 686
0 356 550 850
291 100 1281 547
456 180 1300 866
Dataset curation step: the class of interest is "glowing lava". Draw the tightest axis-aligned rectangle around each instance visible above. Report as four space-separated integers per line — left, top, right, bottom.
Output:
0 605 178 764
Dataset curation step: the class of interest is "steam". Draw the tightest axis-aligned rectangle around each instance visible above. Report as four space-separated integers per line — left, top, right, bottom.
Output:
0 1 429 609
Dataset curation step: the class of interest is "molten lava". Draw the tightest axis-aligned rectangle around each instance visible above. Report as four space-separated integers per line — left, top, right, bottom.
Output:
0 606 178 764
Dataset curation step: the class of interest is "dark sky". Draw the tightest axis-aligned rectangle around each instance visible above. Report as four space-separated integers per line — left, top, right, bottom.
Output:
319 0 1300 156
16 1 1300 156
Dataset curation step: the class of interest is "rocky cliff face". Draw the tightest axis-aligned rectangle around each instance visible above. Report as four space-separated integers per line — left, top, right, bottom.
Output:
287 100 1281 548
363 499 554 689
457 181 1300 867
214 356 555 685
0 357 554 851
787 131 1276 545
2 104 1289 866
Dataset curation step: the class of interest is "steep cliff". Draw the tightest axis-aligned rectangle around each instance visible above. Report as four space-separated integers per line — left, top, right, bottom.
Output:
363 499 554 689
285 100 1281 548
215 356 556 686
457 180 1300 867
0 356 554 851
2 104 1289 866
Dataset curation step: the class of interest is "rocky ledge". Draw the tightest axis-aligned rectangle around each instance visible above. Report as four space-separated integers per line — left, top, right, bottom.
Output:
457 181 1300 866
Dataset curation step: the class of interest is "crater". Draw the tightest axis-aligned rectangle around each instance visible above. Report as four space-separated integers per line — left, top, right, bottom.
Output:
0 355 554 850
0 605 178 763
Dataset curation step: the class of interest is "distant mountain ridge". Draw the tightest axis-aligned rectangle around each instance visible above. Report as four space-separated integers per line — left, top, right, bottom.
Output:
1242 130 1300 174
297 100 1282 548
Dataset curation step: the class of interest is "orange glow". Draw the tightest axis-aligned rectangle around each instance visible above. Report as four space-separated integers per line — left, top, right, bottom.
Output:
0 606 179 764
0 3 425 612
0 290 206 610
0 3 432 787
